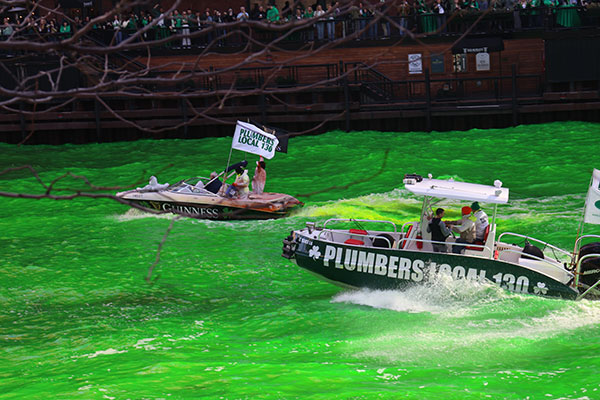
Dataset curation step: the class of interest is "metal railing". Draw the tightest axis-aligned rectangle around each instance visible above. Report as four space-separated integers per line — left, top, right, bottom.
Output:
316 229 394 248
497 232 572 261
322 218 398 232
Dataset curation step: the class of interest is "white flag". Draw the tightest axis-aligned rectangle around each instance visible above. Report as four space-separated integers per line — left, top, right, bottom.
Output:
232 121 279 160
584 168 600 225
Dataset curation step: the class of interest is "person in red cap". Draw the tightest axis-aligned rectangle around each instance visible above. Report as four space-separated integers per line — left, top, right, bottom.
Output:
447 206 476 254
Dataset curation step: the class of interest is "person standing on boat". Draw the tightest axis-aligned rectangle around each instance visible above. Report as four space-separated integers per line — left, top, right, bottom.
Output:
427 208 452 252
447 206 476 254
471 201 489 243
252 156 267 195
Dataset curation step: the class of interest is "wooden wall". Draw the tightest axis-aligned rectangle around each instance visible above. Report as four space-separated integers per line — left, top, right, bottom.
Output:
139 38 545 95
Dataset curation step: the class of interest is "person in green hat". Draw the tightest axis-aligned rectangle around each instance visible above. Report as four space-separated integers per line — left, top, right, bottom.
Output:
470 201 489 243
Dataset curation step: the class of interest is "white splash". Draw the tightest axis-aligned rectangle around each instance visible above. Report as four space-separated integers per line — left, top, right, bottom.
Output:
75 348 128 359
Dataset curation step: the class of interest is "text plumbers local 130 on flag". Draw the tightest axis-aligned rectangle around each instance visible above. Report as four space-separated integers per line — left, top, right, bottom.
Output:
232 121 279 160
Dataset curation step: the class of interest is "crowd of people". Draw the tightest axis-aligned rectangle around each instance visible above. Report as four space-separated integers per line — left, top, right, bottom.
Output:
0 0 598 46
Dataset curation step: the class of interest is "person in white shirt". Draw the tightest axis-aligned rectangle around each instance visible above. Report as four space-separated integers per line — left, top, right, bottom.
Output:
471 202 489 242
237 6 249 20
433 0 446 33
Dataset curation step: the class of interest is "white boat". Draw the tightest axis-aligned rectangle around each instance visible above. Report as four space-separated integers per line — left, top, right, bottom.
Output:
282 171 600 300
117 121 303 220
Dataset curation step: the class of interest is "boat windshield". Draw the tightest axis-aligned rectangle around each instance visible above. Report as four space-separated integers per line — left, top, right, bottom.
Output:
168 177 217 195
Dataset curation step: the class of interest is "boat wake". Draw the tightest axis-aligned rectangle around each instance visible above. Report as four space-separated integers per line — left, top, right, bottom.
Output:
114 208 176 221
294 188 422 222
331 274 508 314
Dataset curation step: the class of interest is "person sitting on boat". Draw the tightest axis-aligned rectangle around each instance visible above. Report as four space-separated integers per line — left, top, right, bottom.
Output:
252 156 267 195
471 201 489 243
225 166 250 198
447 206 476 254
427 207 452 253
205 171 222 194
137 176 169 191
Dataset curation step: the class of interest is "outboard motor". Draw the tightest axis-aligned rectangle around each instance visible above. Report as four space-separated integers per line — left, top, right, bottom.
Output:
282 231 297 259
521 242 544 260
577 242 600 288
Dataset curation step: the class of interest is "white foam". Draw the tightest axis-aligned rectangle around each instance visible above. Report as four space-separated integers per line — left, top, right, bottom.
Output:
74 348 128 359
331 274 507 315
114 208 176 222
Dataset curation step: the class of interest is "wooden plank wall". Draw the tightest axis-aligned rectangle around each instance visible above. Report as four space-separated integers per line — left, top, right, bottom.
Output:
139 38 545 95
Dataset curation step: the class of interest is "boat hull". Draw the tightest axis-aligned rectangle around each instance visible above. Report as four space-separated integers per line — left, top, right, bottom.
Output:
289 234 580 300
118 191 302 220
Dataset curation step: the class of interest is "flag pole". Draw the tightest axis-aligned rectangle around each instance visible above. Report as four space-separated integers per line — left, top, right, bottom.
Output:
572 170 596 267
222 122 238 193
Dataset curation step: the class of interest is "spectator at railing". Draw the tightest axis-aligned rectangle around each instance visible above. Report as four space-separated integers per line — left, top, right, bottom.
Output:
282 1 292 20
48 19 58 36
124 12 139 42
223 8 235 23
433 0 448 33
347 4 360 37
379 0 391 38
303 6 315 41
314 4 326 40
213 9 225 46
530 0 543 27
397 0 412 35
449 0 463 32
37 17 48 35
237 6 249 21
326 3 336 40
59 20 72 39
267 4 280 22
252 4 267 20
111 14 122 44
200 8 213 46
2 17 13 38
181 10 191 48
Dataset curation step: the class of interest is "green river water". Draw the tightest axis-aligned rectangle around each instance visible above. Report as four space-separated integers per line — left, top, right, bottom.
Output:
1 121 600 399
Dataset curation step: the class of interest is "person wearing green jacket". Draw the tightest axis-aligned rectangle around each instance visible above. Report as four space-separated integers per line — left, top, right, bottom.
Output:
267 4 280 22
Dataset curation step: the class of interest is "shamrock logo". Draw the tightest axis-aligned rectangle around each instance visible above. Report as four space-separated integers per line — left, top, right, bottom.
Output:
309 245 321 260
533 282 548 295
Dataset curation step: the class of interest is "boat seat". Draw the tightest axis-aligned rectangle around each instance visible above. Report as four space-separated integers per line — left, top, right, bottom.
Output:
345 238 365 246
345 229 367 246
465 225 490 251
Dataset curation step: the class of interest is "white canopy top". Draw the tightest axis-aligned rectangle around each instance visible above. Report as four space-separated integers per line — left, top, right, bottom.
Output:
405 177 509 204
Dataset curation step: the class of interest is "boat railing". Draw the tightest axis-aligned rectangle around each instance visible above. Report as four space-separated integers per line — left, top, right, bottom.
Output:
497 232 572 262
574 234 600 256
316 229 393 248
397 236 487 252
322 218 398 232
498 248 573 278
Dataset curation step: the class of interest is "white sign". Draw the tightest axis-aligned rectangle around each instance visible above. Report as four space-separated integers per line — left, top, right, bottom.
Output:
408 54 423 74
584 168 600 225
476 52 490 71
232 121 279 160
